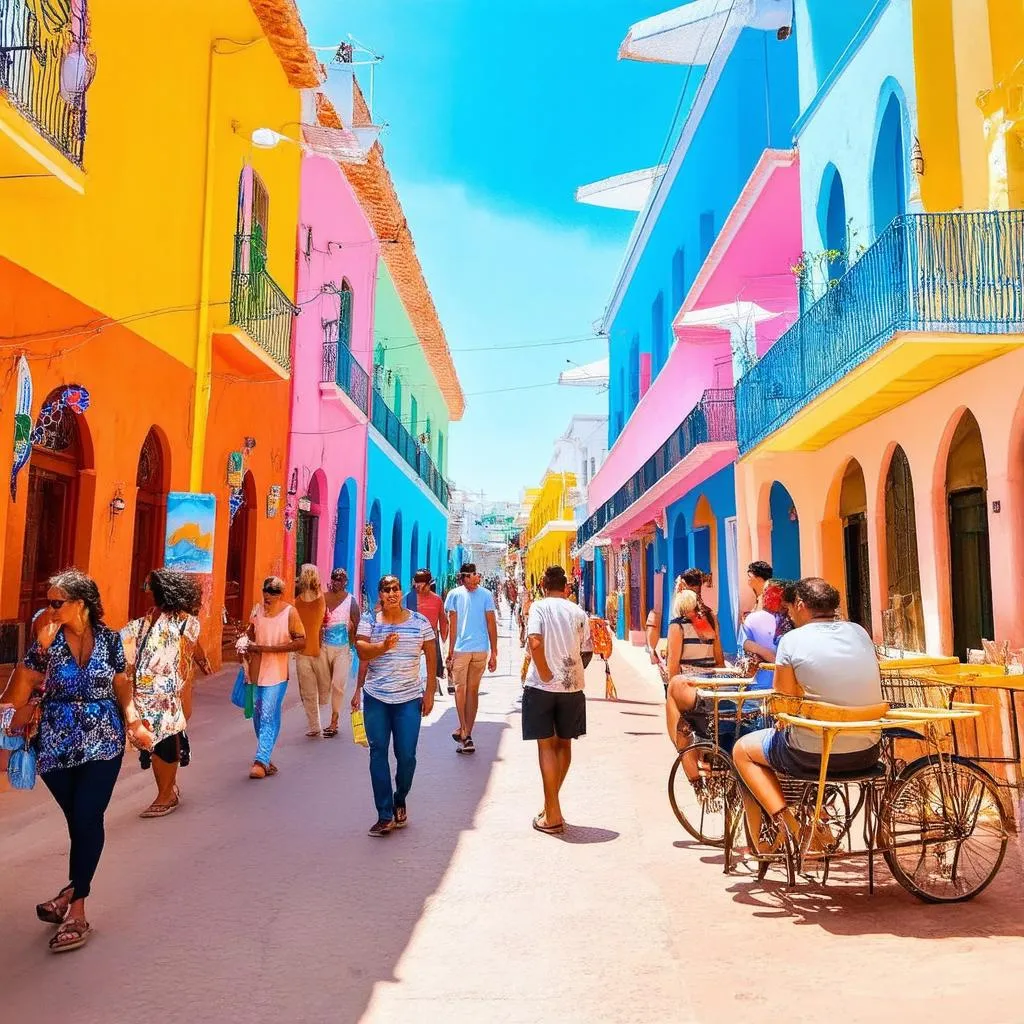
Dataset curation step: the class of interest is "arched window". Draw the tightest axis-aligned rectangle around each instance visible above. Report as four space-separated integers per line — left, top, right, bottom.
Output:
437 429 445 471
818 164 848 281
410 396 418 436
871 85 908 238
651 292 666 377
393 376 403 420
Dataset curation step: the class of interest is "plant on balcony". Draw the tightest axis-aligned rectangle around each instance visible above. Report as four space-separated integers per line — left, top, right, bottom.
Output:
791 219 867 309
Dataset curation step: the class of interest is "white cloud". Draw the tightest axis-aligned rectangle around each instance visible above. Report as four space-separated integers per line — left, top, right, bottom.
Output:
397 181 622 500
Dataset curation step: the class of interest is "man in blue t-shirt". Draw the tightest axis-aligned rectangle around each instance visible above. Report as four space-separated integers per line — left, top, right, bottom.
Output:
444 563 498 755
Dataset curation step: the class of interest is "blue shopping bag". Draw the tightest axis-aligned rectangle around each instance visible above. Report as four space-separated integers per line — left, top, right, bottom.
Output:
7 743 37 790
230 667 247 709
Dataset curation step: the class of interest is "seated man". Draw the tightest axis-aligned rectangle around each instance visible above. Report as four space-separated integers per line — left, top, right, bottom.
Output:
731 577 884 851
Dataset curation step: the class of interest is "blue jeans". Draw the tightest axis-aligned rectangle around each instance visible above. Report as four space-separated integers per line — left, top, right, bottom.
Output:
253 681 288 766
363 691 422 821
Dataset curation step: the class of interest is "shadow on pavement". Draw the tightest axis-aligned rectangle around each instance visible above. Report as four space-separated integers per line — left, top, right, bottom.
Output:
557 825 620 845
0 678 510 1024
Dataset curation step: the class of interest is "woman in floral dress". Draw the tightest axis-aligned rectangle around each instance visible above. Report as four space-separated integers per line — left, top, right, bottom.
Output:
122 568 210 818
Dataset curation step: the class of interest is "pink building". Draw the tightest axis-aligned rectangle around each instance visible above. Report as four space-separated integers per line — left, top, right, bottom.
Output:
285 150 379 592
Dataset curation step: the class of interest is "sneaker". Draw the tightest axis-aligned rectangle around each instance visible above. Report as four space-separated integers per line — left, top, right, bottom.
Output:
394 805 408 828
447 684 456 695
367 819 395 838
457 736 476 755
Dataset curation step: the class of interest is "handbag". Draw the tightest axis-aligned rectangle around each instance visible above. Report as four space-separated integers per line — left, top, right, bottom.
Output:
7 741 37 789
230 667 247 709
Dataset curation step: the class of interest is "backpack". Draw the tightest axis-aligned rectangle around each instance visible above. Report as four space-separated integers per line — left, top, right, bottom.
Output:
589 616 614 659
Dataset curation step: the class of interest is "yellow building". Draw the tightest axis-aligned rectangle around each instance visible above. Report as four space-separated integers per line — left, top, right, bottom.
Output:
0 0 318 656
522 472 578 589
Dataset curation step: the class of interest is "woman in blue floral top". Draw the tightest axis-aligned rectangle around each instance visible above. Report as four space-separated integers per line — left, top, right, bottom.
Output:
4 570 154 953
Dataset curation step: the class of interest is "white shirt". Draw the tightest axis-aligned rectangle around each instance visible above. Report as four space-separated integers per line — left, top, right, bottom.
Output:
525 597 592 693
776 619 883 754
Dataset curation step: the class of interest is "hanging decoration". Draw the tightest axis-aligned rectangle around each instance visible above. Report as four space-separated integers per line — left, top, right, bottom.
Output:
266 485 281 519
362 521 378 560
228 487 245 525
30 383 90 451
226 451 243 488
288 467 299 495
9 356 33 500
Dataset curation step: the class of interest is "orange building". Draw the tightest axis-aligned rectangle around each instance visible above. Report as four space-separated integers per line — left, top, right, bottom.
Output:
0 0 320 663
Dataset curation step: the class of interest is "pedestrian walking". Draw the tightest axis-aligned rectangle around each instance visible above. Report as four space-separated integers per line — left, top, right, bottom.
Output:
294 563 330 738
444 562 498 754
405 567 448 695
323 567 360 738
522 566 593 835
241 576 305 779
121 568 211 819
2 569 155 953
353 575 437 837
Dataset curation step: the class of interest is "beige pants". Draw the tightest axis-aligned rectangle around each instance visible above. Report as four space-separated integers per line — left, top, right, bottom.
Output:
295 650 331 732
324 643 353 716
450 651 488 691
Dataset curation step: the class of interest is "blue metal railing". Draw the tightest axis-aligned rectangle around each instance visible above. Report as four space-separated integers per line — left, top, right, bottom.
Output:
576 388 736 547
321 322 369 416
371 387 450 508
737 210 1024 453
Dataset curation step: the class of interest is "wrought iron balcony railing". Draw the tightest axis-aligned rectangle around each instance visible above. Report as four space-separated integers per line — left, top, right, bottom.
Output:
0 0 88 166
321 322 369 415
371 387 450 508
737 210 1024 453
576 388 736 547
230 233 297 371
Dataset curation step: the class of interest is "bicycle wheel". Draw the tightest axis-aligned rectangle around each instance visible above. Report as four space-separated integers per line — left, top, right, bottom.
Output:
880 758 1008 903
668 742 737 847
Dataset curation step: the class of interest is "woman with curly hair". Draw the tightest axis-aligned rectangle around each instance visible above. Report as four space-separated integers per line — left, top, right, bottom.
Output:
2 569 154 953
122 568 211 818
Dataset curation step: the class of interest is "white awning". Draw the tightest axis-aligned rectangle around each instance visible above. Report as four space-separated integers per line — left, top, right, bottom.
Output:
619 0 792 66
576 166 667 212
558 358 610 388
677 301 781 330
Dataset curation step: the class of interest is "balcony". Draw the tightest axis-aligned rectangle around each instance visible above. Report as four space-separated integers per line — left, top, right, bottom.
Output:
0 2 94 195
371 387 450 508
577 388 736 546
737 211 1024 455
320 322 369 416
229 233 297 373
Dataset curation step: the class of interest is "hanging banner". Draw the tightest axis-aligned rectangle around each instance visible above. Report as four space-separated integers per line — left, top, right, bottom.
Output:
165 492 216 574
9 355 32 500
266 485 281 519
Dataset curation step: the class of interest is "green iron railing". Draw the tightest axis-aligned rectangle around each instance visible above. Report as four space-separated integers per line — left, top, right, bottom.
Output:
230 233 297 371
321 320 369 415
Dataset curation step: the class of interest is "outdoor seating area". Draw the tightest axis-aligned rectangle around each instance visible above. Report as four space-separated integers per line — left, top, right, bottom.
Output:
667 658 1021 904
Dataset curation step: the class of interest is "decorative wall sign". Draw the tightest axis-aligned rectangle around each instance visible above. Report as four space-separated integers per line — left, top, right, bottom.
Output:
298 495 311 513
362 522 377 560
9 355 32 500
267 485 281 519
165 492 216 573
227 451 243 488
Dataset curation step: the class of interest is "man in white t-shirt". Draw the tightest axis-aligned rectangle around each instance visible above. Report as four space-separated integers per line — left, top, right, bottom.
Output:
523 565 593 836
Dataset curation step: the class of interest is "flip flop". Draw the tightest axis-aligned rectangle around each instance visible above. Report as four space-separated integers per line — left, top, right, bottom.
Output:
532 813 565 835
139 797 179 818
323 725 340 738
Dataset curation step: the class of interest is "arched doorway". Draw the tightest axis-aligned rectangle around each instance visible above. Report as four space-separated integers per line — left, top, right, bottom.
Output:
365 500 382 604
839 459 871 629
410 522 420 576
692 494 718 612
390 509 403 582
819 164 847 282
224 471 257 628
19 386 91 623
643 539 655 618
884 446 925 651
129 427 169 619
871 89 907 238
769 481 800 580
334 477 356 579
945 411 994 659
295 470 325 573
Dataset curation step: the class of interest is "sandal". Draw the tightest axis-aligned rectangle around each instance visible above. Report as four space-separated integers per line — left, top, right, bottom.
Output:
306 730 321 739
49 917 91 953
532 813 565 835
249 762 267 779
266 762 279 776
323 725 339 738
36 884 74 925
139 796 179 818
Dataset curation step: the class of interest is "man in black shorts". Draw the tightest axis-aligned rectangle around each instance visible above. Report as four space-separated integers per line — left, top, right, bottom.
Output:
522 566 593 835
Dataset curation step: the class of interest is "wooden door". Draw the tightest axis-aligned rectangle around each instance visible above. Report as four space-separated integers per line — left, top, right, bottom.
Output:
842 513 872 629
19 462 77 622
948 488 994 660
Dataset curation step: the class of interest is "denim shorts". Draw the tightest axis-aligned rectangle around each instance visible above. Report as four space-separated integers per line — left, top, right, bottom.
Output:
761 728 880 777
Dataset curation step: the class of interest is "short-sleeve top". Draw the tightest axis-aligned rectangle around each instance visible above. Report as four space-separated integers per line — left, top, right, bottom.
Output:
24 625 127 773
357 611 435 704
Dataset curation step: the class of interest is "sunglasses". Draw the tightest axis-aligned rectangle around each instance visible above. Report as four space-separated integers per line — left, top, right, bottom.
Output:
263 586 283 596
48 598 67 610
380 585 402 593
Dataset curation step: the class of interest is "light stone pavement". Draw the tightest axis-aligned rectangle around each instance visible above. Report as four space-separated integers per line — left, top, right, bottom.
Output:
2 606 1024 1024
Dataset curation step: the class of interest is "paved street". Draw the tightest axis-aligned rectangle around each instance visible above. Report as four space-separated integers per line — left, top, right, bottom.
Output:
2 612 1024 1024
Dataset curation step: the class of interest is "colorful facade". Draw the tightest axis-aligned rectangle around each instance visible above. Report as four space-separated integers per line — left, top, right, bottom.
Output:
522 471 579 589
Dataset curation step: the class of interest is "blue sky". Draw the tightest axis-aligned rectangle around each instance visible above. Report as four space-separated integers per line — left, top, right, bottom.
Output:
300 0 688 500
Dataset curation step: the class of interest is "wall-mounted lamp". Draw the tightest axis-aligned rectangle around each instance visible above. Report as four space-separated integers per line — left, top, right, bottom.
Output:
911 136 925 176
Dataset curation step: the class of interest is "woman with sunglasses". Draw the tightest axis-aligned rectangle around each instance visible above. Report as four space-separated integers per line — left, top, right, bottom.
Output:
242 576 305 779
353 574 437 837
2 569 155 953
